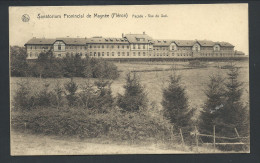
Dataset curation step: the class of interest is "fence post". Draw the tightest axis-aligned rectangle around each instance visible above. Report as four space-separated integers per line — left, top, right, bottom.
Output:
234 128 246 151
195 126 199 152
24 122 27 133
180 128 185 150
213 125 216 152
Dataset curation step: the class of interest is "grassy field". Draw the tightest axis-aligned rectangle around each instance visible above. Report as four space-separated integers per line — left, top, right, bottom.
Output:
10 60 249 155
10 60 249 113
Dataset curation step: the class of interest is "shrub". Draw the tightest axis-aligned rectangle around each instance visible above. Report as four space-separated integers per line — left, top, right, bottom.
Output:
11 107 174 143
117 72 148 112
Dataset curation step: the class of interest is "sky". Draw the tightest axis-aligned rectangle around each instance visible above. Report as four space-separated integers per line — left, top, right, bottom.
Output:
9 4 248 54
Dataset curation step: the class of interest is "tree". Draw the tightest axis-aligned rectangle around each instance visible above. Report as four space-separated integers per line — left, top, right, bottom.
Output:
161 73 194 131
79 79 96 109
64 78 78 107
117 72 148 112
94 78 114 113
35 50 63 78
10 46 29 77
216 63 249 137
199 74 225 140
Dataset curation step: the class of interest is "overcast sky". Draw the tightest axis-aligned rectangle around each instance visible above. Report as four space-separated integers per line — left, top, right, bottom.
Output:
9 4 248 54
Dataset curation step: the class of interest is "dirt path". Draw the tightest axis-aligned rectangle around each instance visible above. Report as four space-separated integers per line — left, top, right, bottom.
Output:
11 131 186 155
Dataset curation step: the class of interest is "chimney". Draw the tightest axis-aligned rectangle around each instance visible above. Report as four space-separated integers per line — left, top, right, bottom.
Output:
143 31 145 35
122 33 124 38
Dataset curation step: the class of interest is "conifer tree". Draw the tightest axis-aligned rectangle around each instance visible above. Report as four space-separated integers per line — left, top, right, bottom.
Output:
161 73 194 130
217 63 249 137
117 72 148 112
94 78 114 113
199 74 225 140
64 78 78 107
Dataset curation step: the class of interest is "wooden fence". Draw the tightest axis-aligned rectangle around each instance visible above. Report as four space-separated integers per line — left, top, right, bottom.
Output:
178 125 249 152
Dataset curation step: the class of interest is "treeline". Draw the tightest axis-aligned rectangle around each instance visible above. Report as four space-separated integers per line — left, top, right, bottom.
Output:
10 46 119 79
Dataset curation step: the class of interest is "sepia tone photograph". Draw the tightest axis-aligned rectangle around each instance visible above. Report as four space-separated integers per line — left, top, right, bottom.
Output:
9 4 249 155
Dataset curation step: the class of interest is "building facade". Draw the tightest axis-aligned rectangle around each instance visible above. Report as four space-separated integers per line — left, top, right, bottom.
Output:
25 32 235 59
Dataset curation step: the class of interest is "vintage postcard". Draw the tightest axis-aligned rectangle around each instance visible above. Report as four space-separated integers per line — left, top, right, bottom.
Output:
9 4 249 155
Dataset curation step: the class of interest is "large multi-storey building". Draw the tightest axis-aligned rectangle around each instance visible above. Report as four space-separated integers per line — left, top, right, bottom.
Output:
25 32 235 59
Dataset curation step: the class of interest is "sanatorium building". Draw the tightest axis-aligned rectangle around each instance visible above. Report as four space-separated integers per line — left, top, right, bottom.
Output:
25 32 236 59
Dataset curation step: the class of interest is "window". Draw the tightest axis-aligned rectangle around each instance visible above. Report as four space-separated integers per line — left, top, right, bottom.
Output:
107 45 109 48
90 45 92 48
122 52 125 56
111 45 114 48
127 46 129 49
30 46 32 49
102 52 104 56
143 45 145 49
98 52 100 56
133 44 136 49
85 46 87 50
112 52 114 56
30 52 32 57
195 45 199 51
90 52 92 56
138 52 141 56
102 45 104 48
118 45 120 49
85 53 88 57
107 52 109 56
118 52 120 56
94 46 96 48
138 45 140 49
133 52 136 56
94 52 96 56
58 54 61 57
80 53 82 56
127 52 129 56
122 45 124 49
143 52 145 56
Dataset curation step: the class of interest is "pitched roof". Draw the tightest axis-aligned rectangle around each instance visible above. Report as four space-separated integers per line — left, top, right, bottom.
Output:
153 39 173 46
25 38 56 45
215 41 234 47
174 40 196 47
86 37 129 44
124 33 153 43
197 40 215 46
56 38 87 45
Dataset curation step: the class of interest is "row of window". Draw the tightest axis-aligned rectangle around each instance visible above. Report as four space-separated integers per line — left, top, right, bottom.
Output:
89 45 130 49
132 44 147 50
28 46 50 50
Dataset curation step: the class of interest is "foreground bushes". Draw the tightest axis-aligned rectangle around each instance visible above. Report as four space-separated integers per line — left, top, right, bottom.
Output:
11 107 174 143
